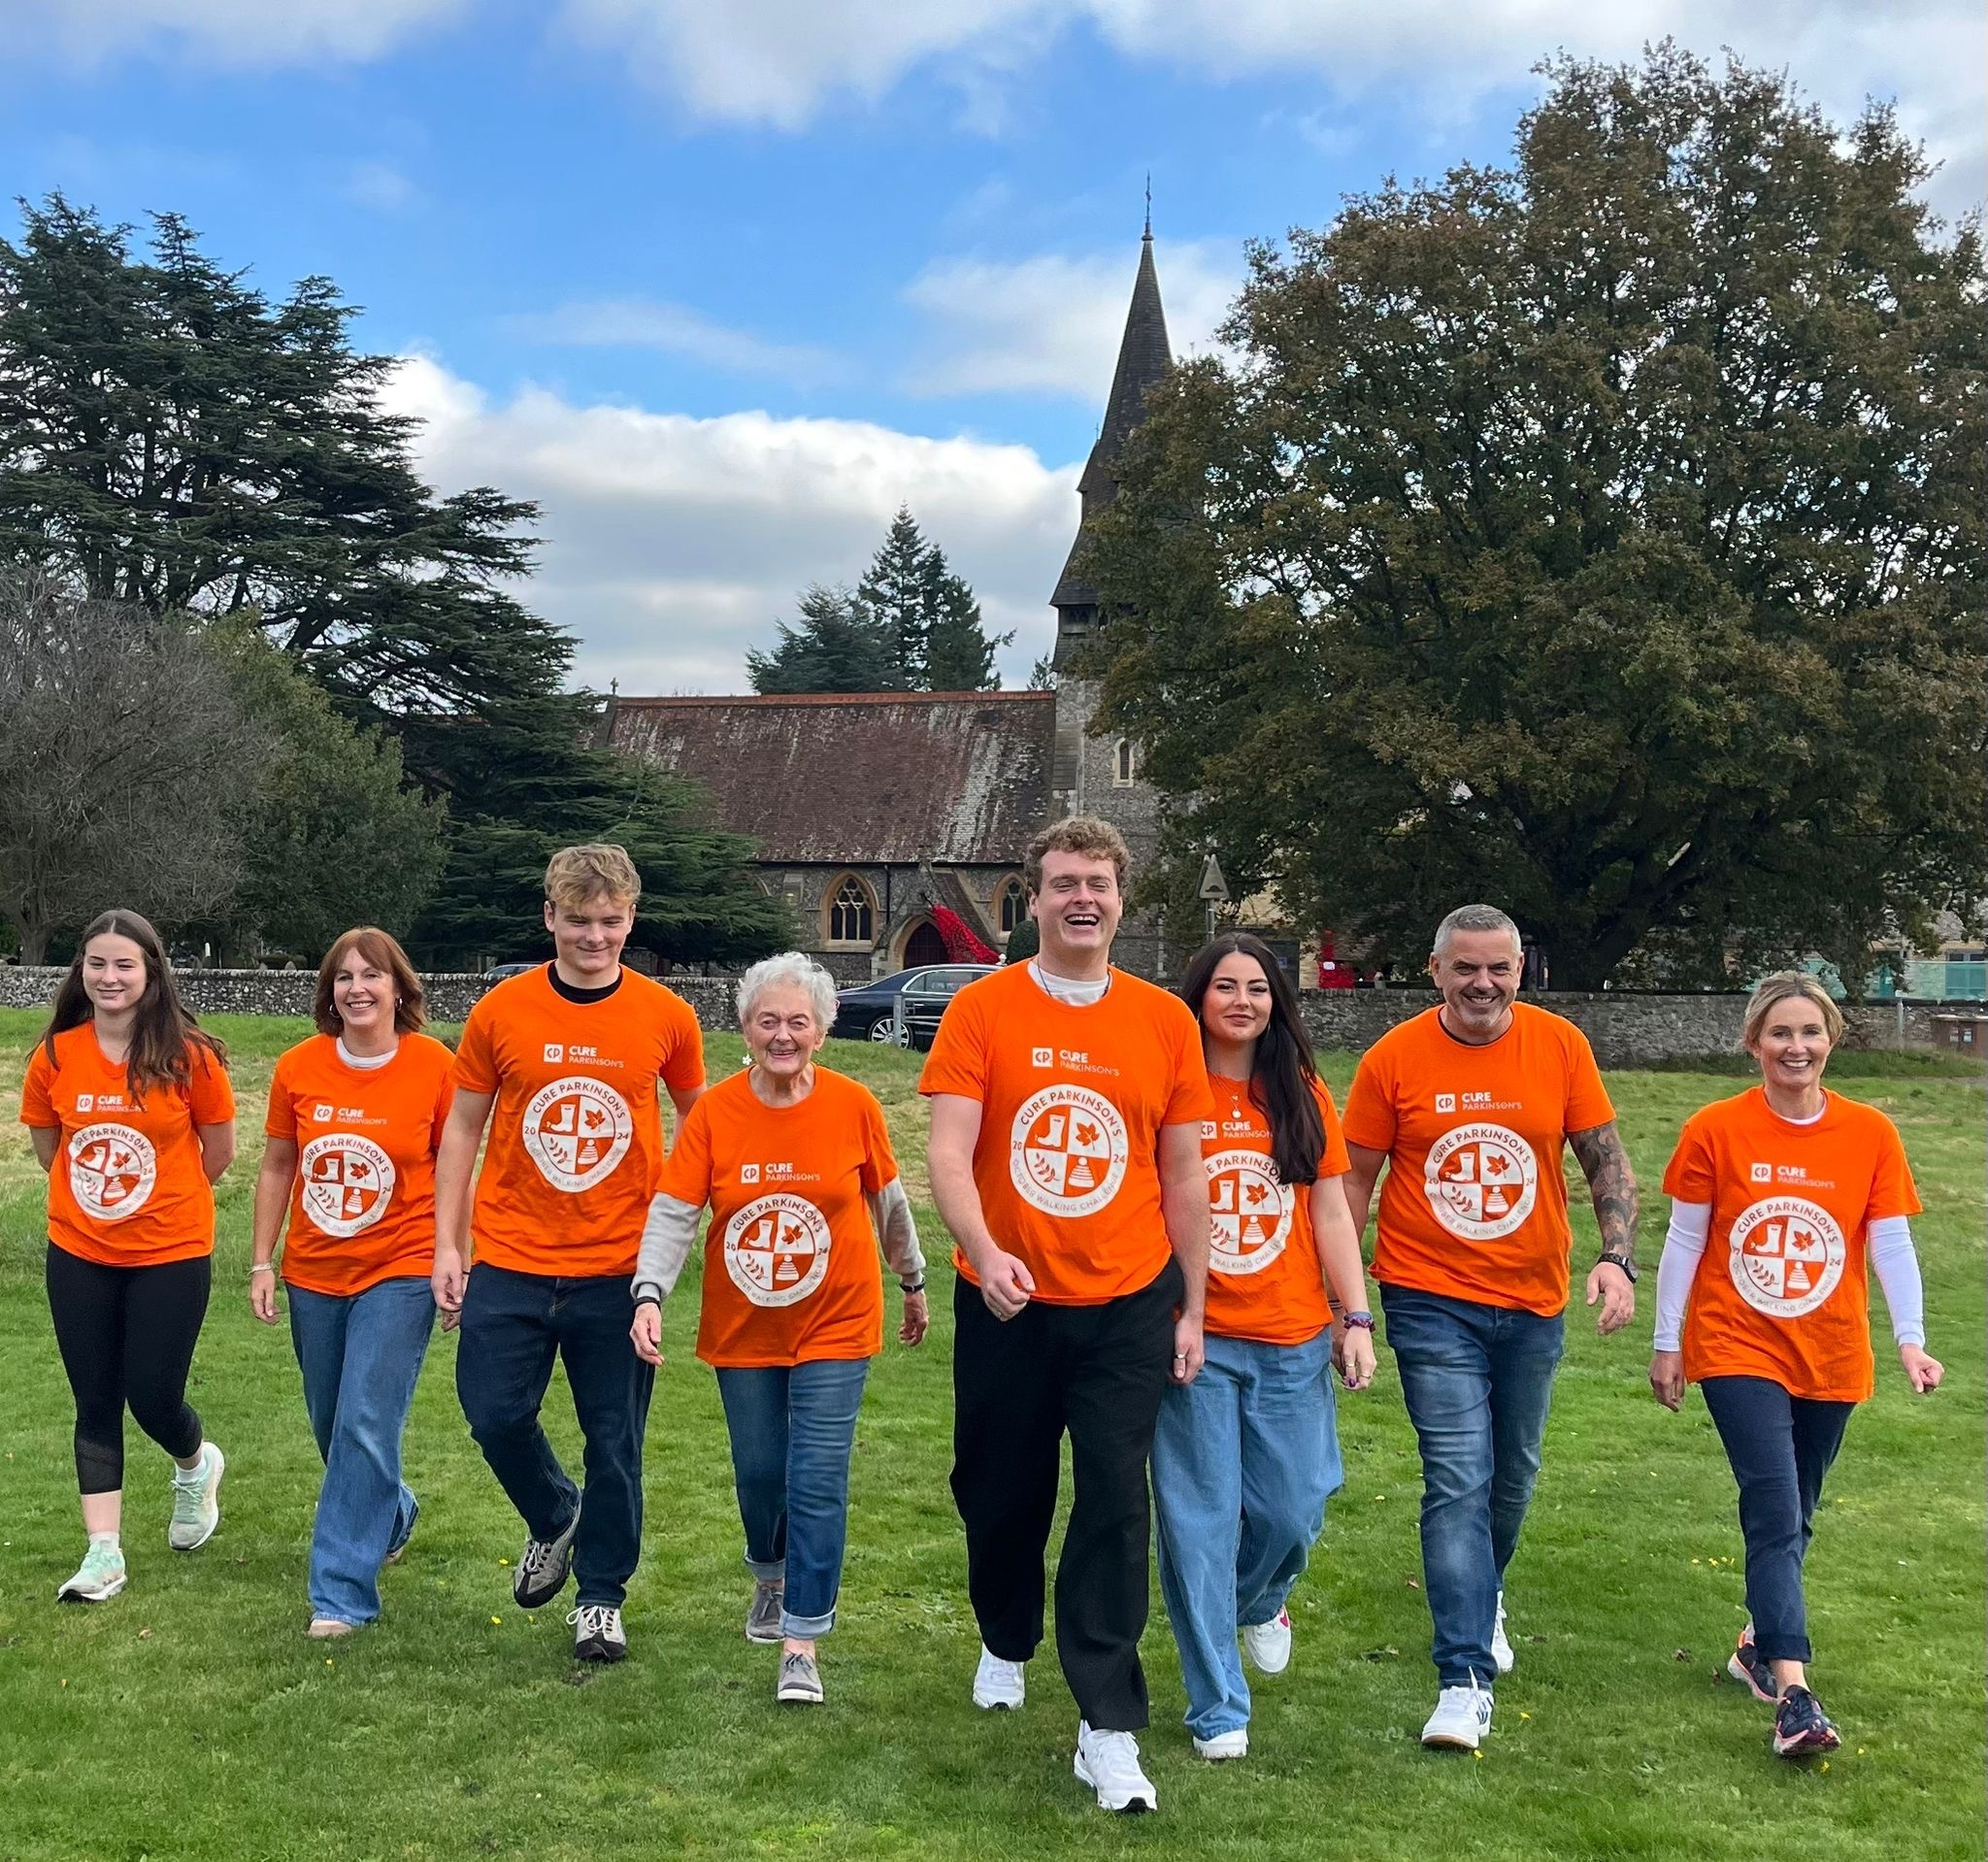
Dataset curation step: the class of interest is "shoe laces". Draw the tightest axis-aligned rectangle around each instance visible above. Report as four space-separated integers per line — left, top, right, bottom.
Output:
568 1603 619 1637
78 1542 122 1579
1081 1725 1144 1777
1441 1673 1493 1715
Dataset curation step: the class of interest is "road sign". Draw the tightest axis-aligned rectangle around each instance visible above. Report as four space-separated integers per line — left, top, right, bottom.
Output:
1199 854 1230 903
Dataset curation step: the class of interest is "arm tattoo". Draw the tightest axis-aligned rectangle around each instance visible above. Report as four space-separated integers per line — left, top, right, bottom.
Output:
1568 1120 1639 1263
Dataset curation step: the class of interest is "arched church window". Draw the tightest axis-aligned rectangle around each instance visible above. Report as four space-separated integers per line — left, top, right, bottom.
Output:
1113 739 1136 786
825 874 876 946
997 877 1027 934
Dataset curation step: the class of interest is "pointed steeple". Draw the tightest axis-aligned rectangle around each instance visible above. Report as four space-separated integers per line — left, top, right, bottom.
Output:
1049 224 1173 641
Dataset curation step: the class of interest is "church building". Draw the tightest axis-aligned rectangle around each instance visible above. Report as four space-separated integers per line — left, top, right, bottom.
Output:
605 228 1176 981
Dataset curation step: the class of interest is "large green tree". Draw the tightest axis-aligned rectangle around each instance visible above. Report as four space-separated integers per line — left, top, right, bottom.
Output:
1085 48 1986 989
746 583 902 694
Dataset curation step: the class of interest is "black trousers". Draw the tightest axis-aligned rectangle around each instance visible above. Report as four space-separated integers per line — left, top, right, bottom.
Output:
1701 1375 1855 1665
950 1256 1182 1732
46 1243 210 1494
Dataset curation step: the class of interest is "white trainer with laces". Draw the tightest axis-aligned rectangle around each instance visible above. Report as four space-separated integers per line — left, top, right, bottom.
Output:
1420 1676 1495 1751
972 1644 1025 1710
1192 1728 1248 1762
1240 1606 1292 1676
1491 1590 1514 1676
1075 1721 1157 1812
168 1443 224 1551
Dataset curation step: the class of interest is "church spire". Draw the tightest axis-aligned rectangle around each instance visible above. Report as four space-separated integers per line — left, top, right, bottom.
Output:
1049 219 1173 640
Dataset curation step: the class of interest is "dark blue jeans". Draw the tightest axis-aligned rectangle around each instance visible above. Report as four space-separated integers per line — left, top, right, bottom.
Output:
714 1356 871 1638
1700 1376 1854 1665
1380 1284 1565 1687
455 1264 655 1610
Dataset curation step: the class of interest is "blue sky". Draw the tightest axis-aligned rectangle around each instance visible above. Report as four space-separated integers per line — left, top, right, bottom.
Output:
3 1 1980 691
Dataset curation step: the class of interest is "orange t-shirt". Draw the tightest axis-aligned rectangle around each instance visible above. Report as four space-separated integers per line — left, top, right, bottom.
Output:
1663 1087 1920 1403
1202 1074 1352 1347
20 1025 236 1267
918 963 1215 1306
658 1067 900 1369
265 1033 456 1297
451 966 706 1279
1342 1003 1614 1317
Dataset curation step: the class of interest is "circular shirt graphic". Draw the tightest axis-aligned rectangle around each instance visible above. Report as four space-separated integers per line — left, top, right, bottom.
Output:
300 1133 397 1238
1011 1085 1130 1218
520 1076 634 1193
68 1123 157 1223
1206 1148 1293 1277
1728 1196 1845 1318
1424 1121 1539 1242
723 1192 833 1307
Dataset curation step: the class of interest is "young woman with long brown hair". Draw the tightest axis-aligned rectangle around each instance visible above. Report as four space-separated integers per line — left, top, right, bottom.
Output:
19 910 236 1603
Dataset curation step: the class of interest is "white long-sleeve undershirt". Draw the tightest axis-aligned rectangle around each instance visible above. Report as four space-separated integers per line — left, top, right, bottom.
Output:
1653 1201 1926 1352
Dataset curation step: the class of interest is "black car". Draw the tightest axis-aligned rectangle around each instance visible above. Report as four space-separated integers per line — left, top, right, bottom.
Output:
831 964 995 1049
483 962 541 982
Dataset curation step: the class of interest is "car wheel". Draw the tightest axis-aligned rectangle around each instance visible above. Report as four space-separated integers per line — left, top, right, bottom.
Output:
869 1014 911 1046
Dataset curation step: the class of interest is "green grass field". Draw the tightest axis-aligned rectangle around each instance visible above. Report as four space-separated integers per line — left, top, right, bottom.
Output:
0 1010 1980 1861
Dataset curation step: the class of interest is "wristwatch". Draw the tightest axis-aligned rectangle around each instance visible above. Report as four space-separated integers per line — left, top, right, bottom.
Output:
900 1277 927 1295
1598 1252 1639 1283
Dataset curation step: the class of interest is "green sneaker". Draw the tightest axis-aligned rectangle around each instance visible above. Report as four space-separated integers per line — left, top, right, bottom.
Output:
57 1541 127 1603
169 1443 224 1551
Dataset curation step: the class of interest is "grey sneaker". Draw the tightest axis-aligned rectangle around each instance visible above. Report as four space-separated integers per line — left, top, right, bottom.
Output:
168 1443 224 1551
746 1579 785 1644
514 1497 582 1609
777 1649 824 1704
57 1541 126 1603
569 1602 626 1663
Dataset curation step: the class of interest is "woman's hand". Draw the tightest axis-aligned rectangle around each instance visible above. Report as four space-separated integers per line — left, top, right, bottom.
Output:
630 1300 666 1367
1900 1344 1943 1394
249 1266 282 1325
1337 1324 1375 1391
1649 1349 1685 1411
899 1289 929 1347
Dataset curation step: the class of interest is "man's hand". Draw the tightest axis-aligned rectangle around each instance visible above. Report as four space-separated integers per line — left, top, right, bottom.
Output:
1171 1311 1205 1385
1649 1347 1685 1410
432 1242 469 1333
630 1300 665 1366
974 1247 1037 1320
1901 1344 1944 1393
1585 1258 1636 1335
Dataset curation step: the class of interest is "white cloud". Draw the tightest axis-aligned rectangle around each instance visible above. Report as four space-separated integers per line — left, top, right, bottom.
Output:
555 0 1986 209
344 160 420 213
383 353 1080 693
512 299 848 387
901 238 1239 400
0 0 464 65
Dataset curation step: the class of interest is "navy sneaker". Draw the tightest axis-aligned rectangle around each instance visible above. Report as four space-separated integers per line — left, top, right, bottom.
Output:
1726 1626 1775 1704
1772 1685 1840 1759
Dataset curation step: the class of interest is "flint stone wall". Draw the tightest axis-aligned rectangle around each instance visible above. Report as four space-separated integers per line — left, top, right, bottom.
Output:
0 968 1949 1060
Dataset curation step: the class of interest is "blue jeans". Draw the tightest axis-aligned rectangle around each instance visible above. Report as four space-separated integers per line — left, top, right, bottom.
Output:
288 1277 435 1626
454 1264 655 1611
714 1357 871 1637
1380 1284 1564 1686
1700 1376 1854 1664
1152 1329 1342 1740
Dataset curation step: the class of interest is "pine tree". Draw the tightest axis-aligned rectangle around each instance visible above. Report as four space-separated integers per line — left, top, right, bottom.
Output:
745 585 902 693
923 560 1012 691
857 506 934 686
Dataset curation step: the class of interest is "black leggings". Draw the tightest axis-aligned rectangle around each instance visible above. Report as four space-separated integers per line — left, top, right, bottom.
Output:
46 1244 211 1494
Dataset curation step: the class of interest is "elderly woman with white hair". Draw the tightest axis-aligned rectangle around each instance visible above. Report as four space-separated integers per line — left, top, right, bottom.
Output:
630 952 927 1706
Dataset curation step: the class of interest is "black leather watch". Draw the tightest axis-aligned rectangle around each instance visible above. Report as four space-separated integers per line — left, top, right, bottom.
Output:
1598 1252 1639 1283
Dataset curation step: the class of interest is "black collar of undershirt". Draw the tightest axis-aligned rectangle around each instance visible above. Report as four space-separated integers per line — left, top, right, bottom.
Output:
546 962 624 1006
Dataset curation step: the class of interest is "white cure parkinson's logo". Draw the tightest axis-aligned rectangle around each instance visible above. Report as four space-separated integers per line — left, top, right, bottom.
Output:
724 1193 833 1307
521 1077 633 1192
300 1133 397 1237
68 1123 157 1222
1206 1149 1293 1276
1424 1121 1539 1242
1011 1084 1129 1218
1728 1196 1845 1319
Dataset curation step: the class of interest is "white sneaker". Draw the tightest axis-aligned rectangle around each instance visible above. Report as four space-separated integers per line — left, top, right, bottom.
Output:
972 1644 1025 1710
1074 1721 1157 1812
1491 1590 1514 1677
168 1443 224 1551
1420 1676 1495 1751
1240 1606 1292 1676
56 1540 126 1603
1192 1728 1248 1761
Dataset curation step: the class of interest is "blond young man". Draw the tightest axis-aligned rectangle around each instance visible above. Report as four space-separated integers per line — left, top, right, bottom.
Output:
922 816 1214 1814
433 846 705 1662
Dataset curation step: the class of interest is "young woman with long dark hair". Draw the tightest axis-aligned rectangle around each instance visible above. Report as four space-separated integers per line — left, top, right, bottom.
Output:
1150 932 1375 1760
19 910 236 1603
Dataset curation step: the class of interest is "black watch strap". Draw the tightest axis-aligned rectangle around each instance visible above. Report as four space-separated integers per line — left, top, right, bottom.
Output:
1598 1252 1639 1283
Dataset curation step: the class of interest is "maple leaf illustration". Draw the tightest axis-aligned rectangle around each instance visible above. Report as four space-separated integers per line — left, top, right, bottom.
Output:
1075 1121 1099 1147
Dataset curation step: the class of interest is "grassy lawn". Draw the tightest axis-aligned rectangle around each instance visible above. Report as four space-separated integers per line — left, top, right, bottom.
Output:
0 1009 1979 1861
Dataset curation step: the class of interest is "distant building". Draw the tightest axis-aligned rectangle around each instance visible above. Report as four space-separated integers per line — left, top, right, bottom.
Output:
605 227 1179 980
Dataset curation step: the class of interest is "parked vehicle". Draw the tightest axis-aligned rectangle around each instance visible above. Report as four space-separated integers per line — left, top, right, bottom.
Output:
483 962 540 981
831 964 994 1049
